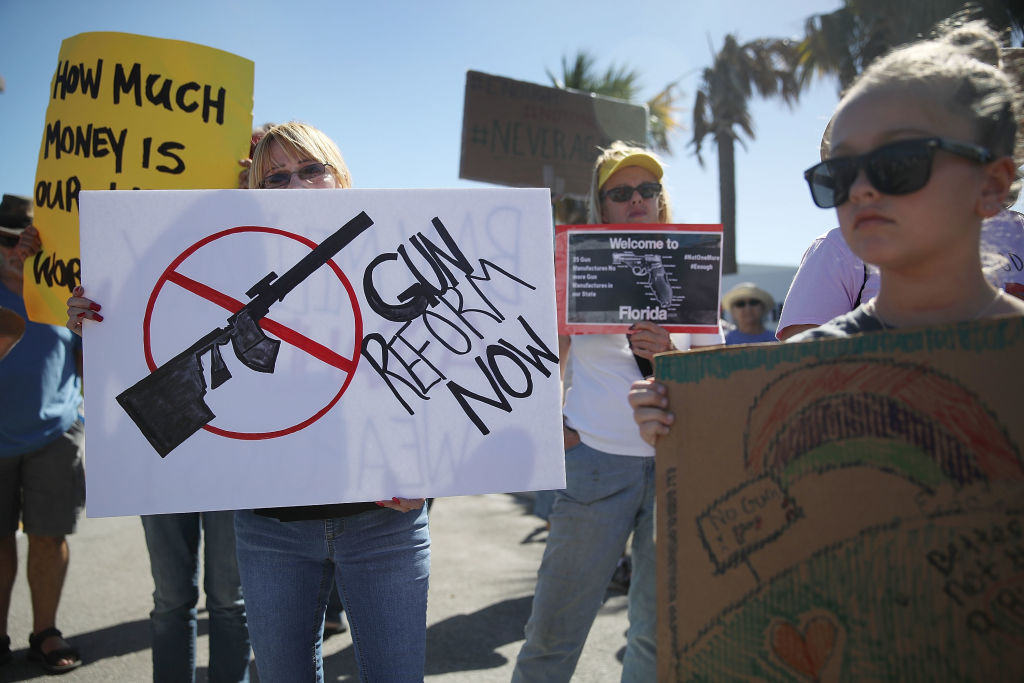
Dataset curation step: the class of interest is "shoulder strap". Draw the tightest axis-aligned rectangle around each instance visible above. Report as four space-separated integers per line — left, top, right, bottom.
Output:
853 262 869 308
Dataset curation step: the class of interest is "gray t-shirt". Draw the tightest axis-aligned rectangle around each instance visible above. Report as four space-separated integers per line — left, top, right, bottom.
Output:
788 305 886 341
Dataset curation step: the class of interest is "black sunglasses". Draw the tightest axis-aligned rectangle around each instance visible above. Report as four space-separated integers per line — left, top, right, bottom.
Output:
260 162 333 189
600 182 662 203
803 137 994 209
731 299 762 308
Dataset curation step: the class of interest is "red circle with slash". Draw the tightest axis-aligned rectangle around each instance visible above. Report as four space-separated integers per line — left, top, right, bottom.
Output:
142 226 362 440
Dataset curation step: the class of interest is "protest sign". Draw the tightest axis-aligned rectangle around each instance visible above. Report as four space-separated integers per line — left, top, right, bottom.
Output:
459 71 648 196
554 223 722 334
78 187 565 517
26 32 253 325
654 317 1024 681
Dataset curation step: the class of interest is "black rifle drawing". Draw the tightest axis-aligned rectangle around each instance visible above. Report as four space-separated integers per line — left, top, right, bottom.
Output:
117 211 374 457
611 251 676 307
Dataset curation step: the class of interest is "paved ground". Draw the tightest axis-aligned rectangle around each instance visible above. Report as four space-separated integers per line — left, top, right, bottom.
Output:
2 493 630 682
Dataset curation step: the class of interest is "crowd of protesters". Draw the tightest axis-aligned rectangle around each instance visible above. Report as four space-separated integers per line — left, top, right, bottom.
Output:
2 17 1023 683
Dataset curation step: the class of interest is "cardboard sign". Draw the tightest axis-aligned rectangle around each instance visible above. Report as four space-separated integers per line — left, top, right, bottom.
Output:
459 71 648 196
26 32 254 325
655 317 1024 681
78 188 566 517
554 224 722 334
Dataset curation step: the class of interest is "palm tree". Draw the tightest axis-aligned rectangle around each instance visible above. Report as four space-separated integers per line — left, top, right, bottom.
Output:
691 35 802 274
799 0 1024 92
547 51 683 156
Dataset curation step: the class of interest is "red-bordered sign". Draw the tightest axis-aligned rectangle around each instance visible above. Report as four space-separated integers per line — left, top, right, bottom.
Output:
554 223 723 335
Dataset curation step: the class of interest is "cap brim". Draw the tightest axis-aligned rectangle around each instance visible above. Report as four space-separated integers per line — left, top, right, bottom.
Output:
599 153 664 190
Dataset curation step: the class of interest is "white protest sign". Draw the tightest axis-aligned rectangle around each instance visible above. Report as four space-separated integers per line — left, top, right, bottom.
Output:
79 188 564 516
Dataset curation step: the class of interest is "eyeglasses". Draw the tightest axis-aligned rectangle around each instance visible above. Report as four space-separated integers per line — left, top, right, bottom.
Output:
731 299 762 308
600 182 662 203
803 137 994 209
260 162 333 189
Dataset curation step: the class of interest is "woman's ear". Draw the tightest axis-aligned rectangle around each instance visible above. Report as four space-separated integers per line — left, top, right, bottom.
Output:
976 156 1016 218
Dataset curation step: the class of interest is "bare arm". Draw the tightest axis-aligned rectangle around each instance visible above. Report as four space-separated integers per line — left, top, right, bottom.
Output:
776 323 817 342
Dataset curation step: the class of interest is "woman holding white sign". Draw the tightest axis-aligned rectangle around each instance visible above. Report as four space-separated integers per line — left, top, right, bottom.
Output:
67 121 429 683
512 142 723 683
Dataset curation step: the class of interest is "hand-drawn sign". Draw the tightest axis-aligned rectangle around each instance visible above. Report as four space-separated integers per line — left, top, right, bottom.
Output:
120 211 372 456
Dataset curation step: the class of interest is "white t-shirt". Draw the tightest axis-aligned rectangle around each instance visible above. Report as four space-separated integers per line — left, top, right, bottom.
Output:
778 210 1024 336
563 329 723 457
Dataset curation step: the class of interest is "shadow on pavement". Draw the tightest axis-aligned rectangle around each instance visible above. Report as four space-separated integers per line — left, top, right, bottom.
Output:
0 618 149 682
321 595 534 680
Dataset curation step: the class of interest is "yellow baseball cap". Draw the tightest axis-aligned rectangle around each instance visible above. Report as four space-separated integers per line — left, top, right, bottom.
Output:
598 152 664 191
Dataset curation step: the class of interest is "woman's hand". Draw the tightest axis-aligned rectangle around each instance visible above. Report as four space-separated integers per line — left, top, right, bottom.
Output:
66 286 103 336
375 497 426 513
629 378 673 447
627 321 673 361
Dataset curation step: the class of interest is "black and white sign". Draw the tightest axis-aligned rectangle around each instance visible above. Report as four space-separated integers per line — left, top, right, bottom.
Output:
555 224 723 334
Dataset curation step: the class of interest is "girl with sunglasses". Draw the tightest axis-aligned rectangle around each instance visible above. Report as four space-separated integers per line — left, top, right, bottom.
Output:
777 42 1024 343
67 122 429 683
513 142 723 683
630 22 1023 442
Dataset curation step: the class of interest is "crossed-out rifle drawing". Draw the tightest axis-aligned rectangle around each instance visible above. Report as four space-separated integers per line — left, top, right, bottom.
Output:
116 211 374 457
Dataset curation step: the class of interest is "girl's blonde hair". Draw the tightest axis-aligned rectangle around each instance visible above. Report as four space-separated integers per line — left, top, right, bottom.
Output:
249 121 352 189
831 22 1019 167
586 141 672 223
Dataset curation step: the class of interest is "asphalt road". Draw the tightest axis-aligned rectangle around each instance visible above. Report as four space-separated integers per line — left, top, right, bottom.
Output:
2 493 630 682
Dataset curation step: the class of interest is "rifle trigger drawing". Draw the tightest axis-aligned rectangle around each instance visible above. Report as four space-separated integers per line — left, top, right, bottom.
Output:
117 210 374 458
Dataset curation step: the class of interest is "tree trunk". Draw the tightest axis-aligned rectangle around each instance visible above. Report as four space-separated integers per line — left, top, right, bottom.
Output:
717 133 737 275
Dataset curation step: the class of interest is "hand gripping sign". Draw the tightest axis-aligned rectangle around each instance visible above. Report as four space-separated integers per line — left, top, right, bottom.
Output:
117 211 373 456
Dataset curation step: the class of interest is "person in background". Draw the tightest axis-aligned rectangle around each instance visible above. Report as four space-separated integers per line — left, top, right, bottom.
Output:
512 142 723 683
0 194 83 674
62 126 256 683
68 121 429 683
722 282 779 344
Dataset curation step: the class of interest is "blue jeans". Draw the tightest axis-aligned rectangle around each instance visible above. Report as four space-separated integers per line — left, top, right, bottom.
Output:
513 443 657 683
141 511 250 683
234 506 430 683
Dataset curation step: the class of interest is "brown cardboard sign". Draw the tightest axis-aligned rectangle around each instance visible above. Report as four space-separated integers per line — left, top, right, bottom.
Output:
655 316 1024 681
459 71 648 196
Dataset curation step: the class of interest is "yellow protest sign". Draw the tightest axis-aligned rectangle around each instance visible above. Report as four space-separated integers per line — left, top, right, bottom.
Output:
25 32 254 325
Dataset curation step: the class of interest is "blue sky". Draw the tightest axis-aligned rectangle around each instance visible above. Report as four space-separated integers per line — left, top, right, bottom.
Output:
5 0 865 266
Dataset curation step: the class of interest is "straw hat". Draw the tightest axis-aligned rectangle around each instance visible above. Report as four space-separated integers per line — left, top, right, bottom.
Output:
723 282 774 311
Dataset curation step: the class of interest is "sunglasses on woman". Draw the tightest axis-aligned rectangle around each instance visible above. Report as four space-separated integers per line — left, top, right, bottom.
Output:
600 182 662 203
803 137 994 209
260 162 333 189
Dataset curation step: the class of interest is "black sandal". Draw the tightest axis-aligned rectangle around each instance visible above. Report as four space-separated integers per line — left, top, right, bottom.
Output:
28 627 82 674
1 634 11 666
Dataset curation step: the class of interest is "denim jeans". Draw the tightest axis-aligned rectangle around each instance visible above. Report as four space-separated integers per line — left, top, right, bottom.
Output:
234 506 430 683
513 443 657 683
141 511 250 683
